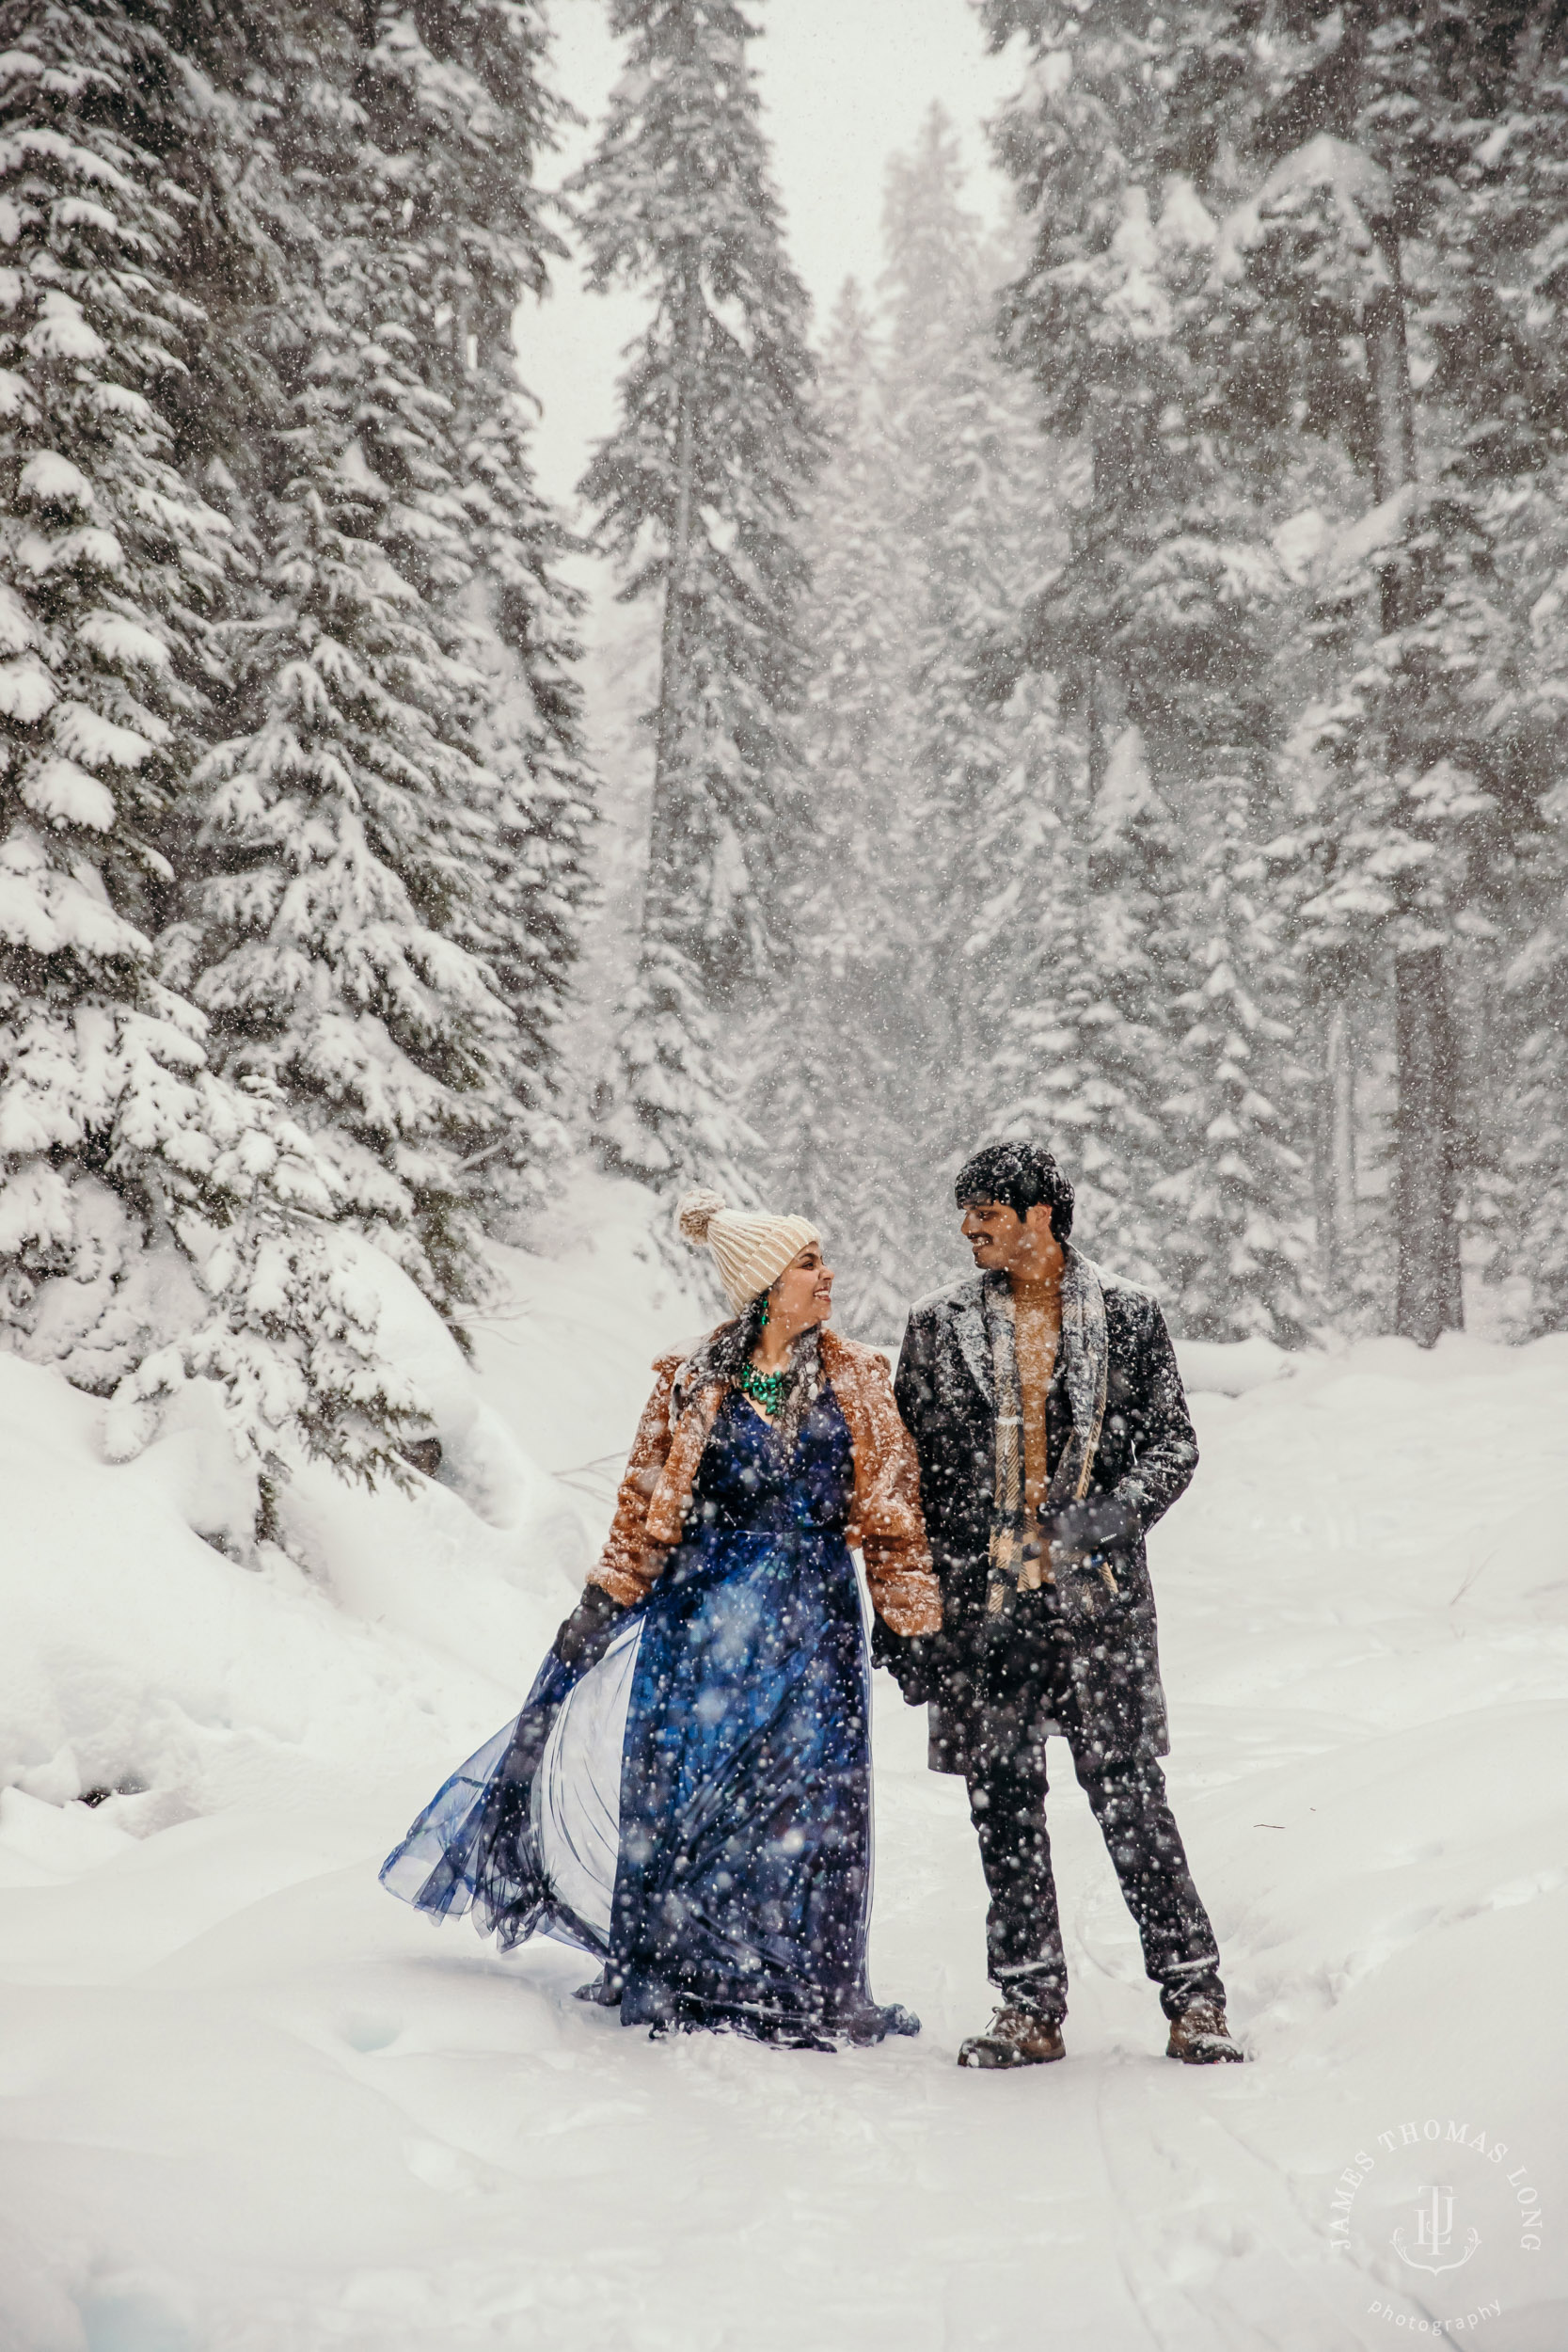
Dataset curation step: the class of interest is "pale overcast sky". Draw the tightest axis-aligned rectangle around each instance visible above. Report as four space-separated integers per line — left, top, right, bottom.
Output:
520 0 1024 510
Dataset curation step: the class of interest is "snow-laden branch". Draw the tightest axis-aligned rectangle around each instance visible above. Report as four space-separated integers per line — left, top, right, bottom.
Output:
1213 132 1397 295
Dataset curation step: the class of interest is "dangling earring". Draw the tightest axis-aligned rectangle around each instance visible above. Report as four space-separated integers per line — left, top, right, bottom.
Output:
759 1295 770 1327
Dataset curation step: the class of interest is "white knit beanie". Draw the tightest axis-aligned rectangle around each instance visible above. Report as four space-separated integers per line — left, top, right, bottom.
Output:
676 1188 820 1313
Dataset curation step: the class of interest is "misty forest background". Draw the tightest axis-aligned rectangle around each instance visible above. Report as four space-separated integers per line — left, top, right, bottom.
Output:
4 0 1568 1508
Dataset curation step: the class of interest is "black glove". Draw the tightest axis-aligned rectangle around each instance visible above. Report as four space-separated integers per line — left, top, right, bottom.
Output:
1035 1493 1139 1567
1029 1495 1141 1631
554 1583 624 1670
871 1618 942 1708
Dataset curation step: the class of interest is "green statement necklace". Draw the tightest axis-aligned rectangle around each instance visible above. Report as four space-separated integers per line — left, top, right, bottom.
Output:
738 1359 788 1416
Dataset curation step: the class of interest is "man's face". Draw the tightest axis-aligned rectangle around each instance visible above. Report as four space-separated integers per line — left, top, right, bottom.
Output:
959 1198 1057 1274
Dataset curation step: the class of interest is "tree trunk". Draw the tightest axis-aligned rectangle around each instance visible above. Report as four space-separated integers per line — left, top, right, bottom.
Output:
1316 994 1357 1289
1364 228 1464 1343
644 259 704 939
1366 268 1417 628
1393 946 1462 1343
1332 1006 1356 1249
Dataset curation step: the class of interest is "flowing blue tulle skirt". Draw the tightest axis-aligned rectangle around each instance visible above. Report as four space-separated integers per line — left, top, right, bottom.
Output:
382 1391 918 2048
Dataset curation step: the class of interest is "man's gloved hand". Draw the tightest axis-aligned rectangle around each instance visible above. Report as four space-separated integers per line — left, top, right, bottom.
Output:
554 1582 625 1670
1023 1495 1142 1626
872 1618 952 1708
1036 1493 1139 1571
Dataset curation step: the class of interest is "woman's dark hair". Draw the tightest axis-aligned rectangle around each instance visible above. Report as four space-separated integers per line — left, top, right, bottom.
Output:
683 1289 822 1451
702 1293 769 1382
954 1139 1074 1243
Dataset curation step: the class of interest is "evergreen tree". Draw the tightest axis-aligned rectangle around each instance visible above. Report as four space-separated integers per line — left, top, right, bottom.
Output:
453 373 595 1202
877 110 1076 1286
975 17 1315 1326
359 0 597 1215
982 722 1180 1290
753 280 919 1336
162 348 517 1329
1427 20 1568 1329
754 120 1080 1313
1153 787 1316 1340
882 115 1022 1152
981 0 1568 1343
574 0 819 1194
0 4 412 1485
167 1 594 1333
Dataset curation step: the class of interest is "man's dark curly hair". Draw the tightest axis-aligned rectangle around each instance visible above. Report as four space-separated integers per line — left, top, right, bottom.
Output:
954 1138 1074 1243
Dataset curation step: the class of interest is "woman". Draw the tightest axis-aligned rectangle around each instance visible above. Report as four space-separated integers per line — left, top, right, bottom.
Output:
382 1189 942 2048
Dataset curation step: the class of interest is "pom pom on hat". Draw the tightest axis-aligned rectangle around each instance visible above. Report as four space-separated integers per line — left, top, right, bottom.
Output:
676 1186 728 1247
674 1187 820 1311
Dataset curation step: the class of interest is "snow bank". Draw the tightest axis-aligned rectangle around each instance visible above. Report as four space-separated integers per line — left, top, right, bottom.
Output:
1176 1331 1297 1394
0 1343 525 1832
0 1238 1565 2349
0 1176 701 1837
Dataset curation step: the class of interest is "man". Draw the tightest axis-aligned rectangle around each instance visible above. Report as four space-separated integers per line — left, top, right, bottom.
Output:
888 1139 1239 2069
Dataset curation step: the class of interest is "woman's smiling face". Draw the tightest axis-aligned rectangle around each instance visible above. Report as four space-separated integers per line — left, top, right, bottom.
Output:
768 1242 833 1333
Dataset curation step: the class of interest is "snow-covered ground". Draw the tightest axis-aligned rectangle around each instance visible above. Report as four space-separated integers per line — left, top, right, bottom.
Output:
1 1190 1565 2351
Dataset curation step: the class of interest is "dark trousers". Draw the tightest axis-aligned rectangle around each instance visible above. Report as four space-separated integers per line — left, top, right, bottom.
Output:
964 1731 1225 2024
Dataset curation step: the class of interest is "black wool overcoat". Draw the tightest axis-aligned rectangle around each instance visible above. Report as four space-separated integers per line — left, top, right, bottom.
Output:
893 1265 1199 1772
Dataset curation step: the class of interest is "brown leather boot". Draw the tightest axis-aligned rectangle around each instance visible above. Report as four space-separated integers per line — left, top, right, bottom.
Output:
958 2006 1065 2069
1166 2002 1243 2063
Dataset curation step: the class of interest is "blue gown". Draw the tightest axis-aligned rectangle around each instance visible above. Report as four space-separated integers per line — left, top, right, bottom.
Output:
381 1386 919 2047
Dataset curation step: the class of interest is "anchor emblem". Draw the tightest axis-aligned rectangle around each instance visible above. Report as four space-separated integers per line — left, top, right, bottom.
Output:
1392 2186 1480 2278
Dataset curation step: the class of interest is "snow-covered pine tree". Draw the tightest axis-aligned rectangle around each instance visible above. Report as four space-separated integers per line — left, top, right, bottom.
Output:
1152 781 1316 1342
979 6 1313 1324
752 279 919 1337
1490 478 1568 1322
168 1 594 1334
880 113 1006 1135
0 4 415 1489
980 720 1178 1291
878 110 1074 1281
1204 125 1481 1344
456 397 596 1211
357 1 597 1213
162 342 515 1331
1432 21 1568 1328
165 191 503 1327
1112 0 1562 1343
972 0 1568 1344
574 0 819 1196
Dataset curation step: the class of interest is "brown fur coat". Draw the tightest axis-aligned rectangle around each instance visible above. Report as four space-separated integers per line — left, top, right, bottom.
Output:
588 1327 942 1636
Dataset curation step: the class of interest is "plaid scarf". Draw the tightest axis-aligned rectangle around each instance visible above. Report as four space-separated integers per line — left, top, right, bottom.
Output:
984 1248 1111 1615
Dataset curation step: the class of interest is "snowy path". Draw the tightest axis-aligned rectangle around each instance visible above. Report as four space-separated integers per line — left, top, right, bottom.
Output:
2 1259 1567 2347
